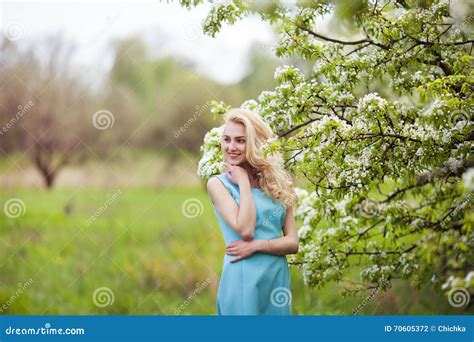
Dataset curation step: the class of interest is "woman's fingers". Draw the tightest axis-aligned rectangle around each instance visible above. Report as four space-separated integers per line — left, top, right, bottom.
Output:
226 241 247 258
230 256 243 263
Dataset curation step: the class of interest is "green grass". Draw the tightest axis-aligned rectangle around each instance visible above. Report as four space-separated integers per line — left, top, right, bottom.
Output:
0 186 464 315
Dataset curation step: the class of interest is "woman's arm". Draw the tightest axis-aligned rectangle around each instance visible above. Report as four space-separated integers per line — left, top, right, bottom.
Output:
225 206 299 263
207 165 257 241
254 205 299 255
253 206 299 255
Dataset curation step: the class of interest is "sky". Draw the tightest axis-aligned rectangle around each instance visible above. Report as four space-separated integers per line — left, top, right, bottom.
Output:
0 0 277 84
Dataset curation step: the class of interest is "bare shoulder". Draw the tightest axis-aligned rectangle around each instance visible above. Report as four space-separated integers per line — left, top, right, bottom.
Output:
207 176 231 205
207 176 223 194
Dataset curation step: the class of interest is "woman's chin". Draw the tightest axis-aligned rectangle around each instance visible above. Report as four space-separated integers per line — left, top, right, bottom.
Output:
226 159 242 166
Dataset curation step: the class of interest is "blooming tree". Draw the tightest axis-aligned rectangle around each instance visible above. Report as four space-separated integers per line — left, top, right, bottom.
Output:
186 0 473 298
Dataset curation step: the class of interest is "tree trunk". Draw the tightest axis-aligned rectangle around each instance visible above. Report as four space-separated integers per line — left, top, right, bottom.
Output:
43 169 56 189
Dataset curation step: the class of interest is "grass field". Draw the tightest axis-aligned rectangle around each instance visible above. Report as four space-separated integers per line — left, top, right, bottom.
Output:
0 186 465 315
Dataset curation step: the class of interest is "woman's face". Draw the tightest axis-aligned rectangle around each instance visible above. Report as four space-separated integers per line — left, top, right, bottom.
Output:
222 121 247 165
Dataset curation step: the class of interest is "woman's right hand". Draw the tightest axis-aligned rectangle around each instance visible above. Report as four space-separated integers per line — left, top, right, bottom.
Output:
223 163 249 186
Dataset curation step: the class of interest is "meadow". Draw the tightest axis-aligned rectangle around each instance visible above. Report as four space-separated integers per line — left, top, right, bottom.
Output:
0 179 464 315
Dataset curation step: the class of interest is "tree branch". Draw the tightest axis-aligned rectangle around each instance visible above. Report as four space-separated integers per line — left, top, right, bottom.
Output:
296 24 390 50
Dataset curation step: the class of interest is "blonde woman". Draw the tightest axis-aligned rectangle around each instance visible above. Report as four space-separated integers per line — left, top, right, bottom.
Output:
207 108 299 315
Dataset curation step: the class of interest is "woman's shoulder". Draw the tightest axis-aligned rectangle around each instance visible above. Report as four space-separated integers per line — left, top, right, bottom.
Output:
207 174 239 202
207 173 224 183
206 175 220 187
207 174 228 191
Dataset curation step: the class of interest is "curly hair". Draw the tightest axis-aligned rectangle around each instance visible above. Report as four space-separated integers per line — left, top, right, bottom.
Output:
220 108 298 208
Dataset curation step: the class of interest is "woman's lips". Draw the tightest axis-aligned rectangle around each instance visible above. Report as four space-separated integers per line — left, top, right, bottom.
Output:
228 153 240 159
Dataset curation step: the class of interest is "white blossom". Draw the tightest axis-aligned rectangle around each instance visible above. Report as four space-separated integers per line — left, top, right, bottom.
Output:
462 168 474 192
358 92 387 112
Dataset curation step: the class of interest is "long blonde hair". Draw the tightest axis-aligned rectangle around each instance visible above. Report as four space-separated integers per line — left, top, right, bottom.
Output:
220 108 298 208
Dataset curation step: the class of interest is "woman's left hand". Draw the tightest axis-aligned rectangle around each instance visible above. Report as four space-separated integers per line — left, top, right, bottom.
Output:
226 240 256 263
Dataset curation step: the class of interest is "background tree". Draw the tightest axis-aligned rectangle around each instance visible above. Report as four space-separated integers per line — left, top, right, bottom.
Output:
0 36 97 188
108 36 242 156
191 0 474 300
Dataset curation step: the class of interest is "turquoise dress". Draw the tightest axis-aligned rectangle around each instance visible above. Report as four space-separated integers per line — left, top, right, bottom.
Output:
209 173 292 315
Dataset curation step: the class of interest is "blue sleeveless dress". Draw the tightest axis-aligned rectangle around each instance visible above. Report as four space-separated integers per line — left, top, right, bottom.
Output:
209 173 292 315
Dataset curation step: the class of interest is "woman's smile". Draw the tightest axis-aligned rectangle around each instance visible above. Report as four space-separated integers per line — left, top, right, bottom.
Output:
227 152 241 160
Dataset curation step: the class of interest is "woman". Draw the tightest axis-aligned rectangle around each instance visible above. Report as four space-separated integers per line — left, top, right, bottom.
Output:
207 108 299 315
